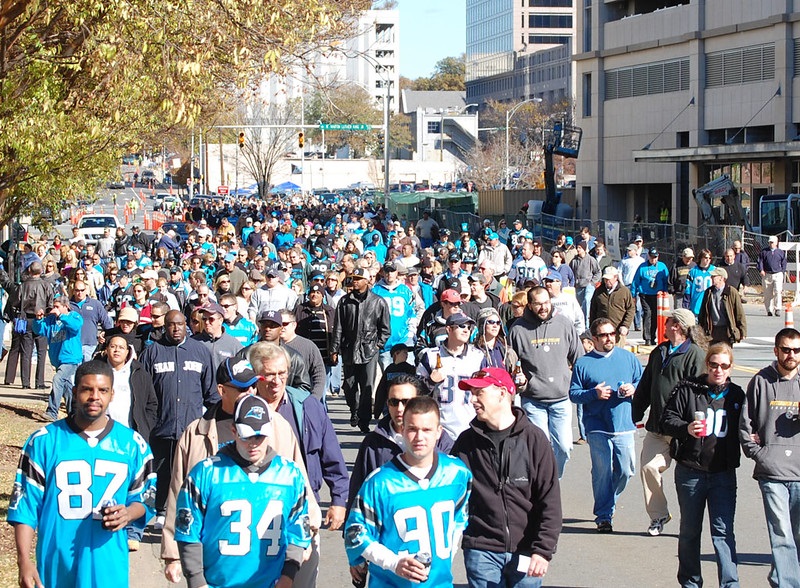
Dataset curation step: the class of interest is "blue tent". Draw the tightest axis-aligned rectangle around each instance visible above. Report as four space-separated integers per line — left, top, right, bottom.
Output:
271 181 302 193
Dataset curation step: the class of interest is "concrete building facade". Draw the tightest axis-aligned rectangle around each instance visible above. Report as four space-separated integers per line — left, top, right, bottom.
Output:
575 1 800 226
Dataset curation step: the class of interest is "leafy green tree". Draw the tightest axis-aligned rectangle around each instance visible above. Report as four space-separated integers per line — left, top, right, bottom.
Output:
412 55 465 91
0 0 370 226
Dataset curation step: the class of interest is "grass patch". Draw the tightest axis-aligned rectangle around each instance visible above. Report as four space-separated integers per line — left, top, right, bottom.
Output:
0 402 50 588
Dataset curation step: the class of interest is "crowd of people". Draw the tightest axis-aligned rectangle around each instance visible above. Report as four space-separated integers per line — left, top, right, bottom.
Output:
5 197 800 588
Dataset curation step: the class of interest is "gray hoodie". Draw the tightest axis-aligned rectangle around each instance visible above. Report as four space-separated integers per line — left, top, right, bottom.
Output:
739 362 800 481
508 308 584 403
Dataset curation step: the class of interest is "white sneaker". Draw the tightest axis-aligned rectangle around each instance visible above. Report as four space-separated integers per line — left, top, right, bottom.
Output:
647 514 672 536
153 515 166 531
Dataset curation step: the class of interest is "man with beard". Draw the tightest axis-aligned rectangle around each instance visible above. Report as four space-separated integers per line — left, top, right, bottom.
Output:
508 287 584 478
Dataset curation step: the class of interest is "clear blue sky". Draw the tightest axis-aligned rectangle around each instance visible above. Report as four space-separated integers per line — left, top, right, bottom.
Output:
398 0 465 79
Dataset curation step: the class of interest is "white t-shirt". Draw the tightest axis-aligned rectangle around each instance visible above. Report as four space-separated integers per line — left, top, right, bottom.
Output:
107 360 133 427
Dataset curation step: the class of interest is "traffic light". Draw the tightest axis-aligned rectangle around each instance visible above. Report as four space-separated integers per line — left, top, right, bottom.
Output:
377 132 385 152
298 132 305 149
238 132 245 148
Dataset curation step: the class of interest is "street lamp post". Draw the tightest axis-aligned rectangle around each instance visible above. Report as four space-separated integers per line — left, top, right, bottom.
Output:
505 98 542 189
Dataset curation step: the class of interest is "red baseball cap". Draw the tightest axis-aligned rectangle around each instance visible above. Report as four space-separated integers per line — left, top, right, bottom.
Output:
458 367 516 394
440 289 461 303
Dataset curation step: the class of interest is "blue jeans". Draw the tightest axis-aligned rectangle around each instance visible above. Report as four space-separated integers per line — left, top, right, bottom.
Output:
576 283 596 330
463 549 543 588
520 397 572 478
587 431 636 523
675 464 739 588
82 344 96 363
46 363 79 419
575 403 586 440
759 479 800 588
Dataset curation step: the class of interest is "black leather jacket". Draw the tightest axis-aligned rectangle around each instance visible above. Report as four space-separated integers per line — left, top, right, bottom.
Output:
331 289 390 365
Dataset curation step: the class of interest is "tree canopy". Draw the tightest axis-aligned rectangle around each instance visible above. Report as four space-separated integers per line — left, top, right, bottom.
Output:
0 0 370 226
408 54 465 91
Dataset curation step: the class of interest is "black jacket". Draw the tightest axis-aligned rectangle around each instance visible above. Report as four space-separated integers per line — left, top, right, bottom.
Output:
331 289 390 365
661 376 745 473
451 407 562 560
347 415 453 513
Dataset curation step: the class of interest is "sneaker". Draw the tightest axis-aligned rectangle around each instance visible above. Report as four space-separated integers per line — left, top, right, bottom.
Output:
647 514 672 536
153 515 166 531
596 520 613 533
768 311 774 317
574 438 587 446
41 412 56 422
128 539 140 552
350 414 359 427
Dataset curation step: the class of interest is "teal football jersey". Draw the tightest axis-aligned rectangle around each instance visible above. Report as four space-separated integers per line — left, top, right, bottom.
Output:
345 453 472 587
175 447 312 588
8 418 156 588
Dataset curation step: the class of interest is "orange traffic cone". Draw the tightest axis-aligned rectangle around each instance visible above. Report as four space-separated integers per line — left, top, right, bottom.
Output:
786 302 794 329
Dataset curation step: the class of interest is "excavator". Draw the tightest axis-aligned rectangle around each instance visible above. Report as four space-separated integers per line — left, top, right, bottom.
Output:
692 174 753 232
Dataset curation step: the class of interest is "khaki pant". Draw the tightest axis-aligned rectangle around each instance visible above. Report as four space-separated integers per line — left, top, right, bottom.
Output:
640 431 672 521
764 271 784 314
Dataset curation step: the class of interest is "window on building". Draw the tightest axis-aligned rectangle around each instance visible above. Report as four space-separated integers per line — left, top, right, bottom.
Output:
528 14 573 28
582 73 592 117
583 0 592 52
530 0 572 6
427 121 441 134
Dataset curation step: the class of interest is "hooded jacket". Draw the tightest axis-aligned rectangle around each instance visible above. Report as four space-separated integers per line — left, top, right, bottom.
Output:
739 362 800 481
475 307 518 371
451 407 562 560
661 375 744 473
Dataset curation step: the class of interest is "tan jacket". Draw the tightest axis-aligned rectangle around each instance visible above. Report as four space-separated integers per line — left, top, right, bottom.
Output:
160 403 322 562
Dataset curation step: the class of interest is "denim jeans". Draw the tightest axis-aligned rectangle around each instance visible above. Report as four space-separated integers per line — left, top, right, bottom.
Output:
587 431 636 523
759 479 800 588
520 397 572 478
82 344 96 363
675 463 739 588
575 403 586 440
463 549 543 588
46 363 79 419
576 283 596 330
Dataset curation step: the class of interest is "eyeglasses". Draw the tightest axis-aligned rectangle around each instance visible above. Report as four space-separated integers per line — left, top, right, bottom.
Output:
707 361 732 371
485 319 501 325
778 346 800 355
241 286 253 291
387 398 414 408
74 289 86 293
511 303 524 309
262 370 288 380
150 314 165 319
282 321 295 326
221 304 236 309
450 323 471 330
218 280 231 284
594 332 616 339
198 293 210 297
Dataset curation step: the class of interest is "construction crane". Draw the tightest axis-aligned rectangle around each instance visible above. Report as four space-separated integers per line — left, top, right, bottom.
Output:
541 121 582 216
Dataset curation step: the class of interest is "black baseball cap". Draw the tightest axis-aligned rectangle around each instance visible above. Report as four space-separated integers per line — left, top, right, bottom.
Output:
233 395 272 439
258 309 282 325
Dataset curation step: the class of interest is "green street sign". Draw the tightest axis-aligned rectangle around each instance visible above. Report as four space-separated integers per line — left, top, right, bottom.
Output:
319 123 371 131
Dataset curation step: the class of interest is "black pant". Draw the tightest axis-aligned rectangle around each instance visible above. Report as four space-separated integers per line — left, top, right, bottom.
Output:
150 436 178 515
641 294 658 344
343 355 379 425
5 320 47 387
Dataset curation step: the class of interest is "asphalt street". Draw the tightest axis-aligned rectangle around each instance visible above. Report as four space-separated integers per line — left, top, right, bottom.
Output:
16 187 793 586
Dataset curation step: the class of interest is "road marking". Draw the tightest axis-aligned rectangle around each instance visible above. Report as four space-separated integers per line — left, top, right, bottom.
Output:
733 364 760 374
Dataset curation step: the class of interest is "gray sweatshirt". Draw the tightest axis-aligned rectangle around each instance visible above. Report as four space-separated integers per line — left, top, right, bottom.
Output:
508 308 584 403
739 362 800 481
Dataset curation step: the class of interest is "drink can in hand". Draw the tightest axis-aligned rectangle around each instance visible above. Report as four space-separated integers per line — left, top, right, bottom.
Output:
693 411 707 437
